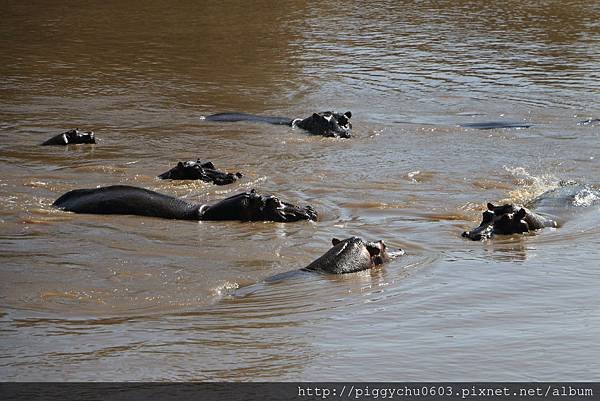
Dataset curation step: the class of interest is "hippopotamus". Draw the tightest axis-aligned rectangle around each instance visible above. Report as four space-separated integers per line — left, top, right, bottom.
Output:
303 236 404 274
203 111 353 138
53 186 317 222
460 121 532 130
462 183 599 240
41 129 96 146
158 159 242 185
578 118 600 126
462 203 557 241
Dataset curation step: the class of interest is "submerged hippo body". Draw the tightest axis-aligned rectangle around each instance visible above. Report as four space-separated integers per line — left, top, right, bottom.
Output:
462 184 598 240
41 129 95 146
303 237 404 274
204 111 352 138
53 185 317 222
158 159 242 185
460 121 532 130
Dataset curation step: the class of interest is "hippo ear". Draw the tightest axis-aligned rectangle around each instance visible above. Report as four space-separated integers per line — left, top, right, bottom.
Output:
487 203 496 211
332 238 341 246
177 162 184 168
515 208 527 220
344 111 352 119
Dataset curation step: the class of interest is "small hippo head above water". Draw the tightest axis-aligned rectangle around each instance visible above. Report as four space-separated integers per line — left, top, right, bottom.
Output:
201 189 317 222
292 111 352 138
158 159 242 185
304 236 404 274
462 202 557 241
41 129 96 146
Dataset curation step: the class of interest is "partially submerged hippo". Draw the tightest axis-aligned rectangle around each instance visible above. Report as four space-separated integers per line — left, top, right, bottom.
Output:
303 236 404 274
203 111 353 138
462 184 599 240
578 118 600 126
158 159 242 185
460 121 532 130
41 129 96 146
462 203 557 241
53 186 317 222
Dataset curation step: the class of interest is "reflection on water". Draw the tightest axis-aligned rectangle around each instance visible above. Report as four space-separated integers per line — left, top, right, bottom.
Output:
1 0 600 381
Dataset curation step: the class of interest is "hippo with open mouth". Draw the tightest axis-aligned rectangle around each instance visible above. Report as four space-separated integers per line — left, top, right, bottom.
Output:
303 236 404 274
41 129 96 146
158 159 242 185
203 111 353 138
53 186 317 222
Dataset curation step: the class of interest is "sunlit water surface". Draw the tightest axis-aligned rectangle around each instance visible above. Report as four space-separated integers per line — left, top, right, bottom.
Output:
1 0 599 381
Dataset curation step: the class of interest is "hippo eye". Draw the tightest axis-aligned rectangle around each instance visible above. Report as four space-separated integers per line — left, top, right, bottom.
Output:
481 210 495 223
366 243 381 256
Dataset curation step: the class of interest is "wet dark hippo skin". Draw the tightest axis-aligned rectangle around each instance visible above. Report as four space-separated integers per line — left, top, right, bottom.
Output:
460 121 533 130
461 205 555 241
204 111 352 138
232 237 404 298
303 236 404 274
462 183 599 241
53 186 317 222
578 118 600 126
258 236 403 283
158 159 242 185
41 129 96 146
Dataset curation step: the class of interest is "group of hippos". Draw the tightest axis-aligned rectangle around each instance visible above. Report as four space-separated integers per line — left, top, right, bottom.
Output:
43 111 599 275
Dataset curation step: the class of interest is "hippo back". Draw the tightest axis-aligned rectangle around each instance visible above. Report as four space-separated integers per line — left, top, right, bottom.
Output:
53 185 202 220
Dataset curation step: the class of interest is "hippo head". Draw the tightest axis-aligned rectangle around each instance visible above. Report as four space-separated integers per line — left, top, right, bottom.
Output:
200 189 317 222
305 236 404 274
41 129 95 146
158 159 242 185
293 111 352 138
462 203 530 241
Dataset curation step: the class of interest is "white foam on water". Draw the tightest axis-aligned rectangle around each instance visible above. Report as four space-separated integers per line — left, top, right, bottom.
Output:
573 188 600 207
503 165 560 204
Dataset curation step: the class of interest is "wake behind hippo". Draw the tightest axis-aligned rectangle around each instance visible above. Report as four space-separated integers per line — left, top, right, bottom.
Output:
53 185 317 222
462 183 599 240
203 111 352 138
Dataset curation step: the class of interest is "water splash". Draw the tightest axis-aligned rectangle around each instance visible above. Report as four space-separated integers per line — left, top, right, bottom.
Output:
503 166 560 204
573 188 600 207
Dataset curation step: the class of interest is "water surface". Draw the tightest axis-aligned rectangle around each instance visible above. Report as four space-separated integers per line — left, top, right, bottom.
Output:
1 0 600 381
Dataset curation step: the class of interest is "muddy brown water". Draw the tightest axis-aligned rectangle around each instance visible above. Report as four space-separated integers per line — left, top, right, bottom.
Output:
1 0 600 381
